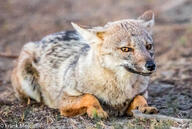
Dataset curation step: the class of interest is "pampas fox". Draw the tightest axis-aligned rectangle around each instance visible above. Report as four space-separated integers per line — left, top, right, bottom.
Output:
11 10 158 118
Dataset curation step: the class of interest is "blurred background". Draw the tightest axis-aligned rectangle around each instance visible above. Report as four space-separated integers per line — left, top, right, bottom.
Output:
0 0 192 127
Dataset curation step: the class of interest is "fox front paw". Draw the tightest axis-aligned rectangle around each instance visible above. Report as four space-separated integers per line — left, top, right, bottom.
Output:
138 106 158 114
87 107 108 119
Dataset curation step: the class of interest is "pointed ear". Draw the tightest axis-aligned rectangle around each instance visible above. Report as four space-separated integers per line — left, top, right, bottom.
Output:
71 22 103 43
138 10 155 28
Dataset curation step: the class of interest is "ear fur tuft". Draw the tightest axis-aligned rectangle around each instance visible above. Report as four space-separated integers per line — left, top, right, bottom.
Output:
96 32 105 40
71 22 105 43
138 10 155 28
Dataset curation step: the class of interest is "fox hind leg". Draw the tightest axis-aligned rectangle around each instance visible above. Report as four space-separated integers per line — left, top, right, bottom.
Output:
59 94 108 119
11 42 41 102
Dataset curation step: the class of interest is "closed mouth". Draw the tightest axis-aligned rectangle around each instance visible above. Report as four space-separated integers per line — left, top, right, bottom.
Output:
124 66 152 76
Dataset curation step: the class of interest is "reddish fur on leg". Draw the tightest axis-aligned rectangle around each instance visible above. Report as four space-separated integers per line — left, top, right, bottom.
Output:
59 94 108 119
127 95 158 116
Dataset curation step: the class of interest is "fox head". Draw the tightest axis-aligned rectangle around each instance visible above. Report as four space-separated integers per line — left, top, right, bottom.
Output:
72 10 156 76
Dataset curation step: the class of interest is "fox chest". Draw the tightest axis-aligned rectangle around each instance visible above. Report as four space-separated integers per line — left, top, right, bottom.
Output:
98 81 148 116
99 86 148 116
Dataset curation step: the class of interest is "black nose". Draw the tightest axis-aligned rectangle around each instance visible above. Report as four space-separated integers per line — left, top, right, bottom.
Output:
145 60 156 71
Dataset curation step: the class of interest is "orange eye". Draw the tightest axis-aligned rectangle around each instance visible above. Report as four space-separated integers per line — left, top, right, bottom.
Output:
146 44 152 50
121 47 133 52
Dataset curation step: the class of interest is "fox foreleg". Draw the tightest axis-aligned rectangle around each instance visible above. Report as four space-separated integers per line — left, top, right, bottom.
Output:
127 95 158 116
59 94 108 119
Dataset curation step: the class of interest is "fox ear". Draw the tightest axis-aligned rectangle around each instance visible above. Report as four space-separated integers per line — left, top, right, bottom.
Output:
138 10 155 28
71 22 103 43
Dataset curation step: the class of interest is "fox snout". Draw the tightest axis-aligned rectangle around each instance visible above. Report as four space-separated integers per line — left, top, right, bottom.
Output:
145 60 156 71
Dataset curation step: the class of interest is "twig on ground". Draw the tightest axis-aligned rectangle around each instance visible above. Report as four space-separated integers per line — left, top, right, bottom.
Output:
132 110 191 123
0 53 18 59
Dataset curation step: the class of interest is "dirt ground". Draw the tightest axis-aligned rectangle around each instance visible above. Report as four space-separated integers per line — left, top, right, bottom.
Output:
0 0 192 128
